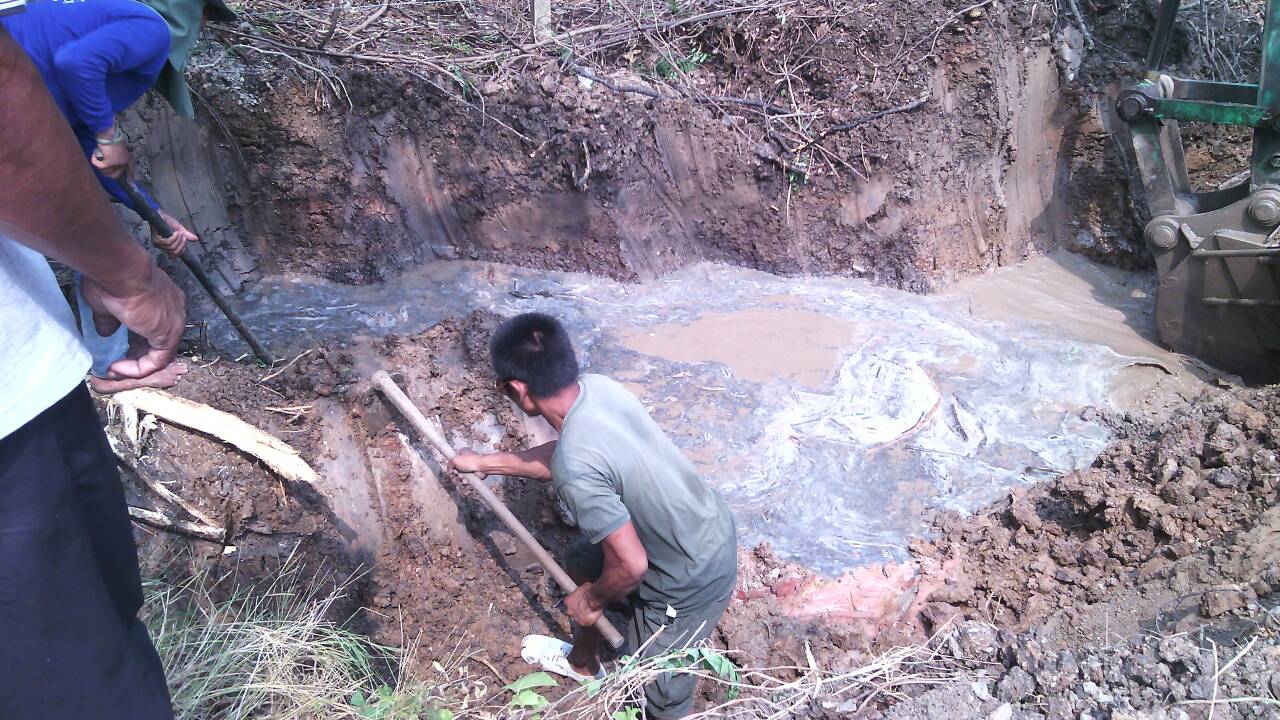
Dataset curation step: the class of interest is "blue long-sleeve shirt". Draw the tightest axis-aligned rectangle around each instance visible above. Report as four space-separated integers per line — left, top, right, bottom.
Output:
1 0 170 212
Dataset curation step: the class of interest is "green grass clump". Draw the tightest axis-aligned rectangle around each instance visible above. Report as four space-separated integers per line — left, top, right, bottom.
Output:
143 564 445 720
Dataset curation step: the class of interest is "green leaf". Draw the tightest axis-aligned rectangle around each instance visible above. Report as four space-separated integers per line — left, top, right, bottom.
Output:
701 650 734 677
504 671 558 693
725 666 742 700
430 710 455 720
350 691 367 707
510 689 549 709
613 707 643 720
658 648 699 670
585 678 604 697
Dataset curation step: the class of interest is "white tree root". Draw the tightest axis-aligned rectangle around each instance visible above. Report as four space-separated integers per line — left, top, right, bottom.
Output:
110 388 320 487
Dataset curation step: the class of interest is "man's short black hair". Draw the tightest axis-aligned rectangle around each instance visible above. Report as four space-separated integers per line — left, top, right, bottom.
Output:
490 313 580 398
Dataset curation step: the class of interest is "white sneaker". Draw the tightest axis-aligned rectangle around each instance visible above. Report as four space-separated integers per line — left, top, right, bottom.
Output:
520 634 606 682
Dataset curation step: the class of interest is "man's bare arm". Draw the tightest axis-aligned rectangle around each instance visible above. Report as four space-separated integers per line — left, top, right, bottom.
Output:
0 27 185 378
450 441 557 480
586 521 648 605
563 521 648 626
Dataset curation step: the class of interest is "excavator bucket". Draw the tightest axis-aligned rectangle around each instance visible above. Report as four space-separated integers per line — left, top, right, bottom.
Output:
1115 0 1280 380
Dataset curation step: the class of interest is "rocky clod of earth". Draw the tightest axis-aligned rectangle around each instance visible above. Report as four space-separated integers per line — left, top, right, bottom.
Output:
984 623 1280 720
882 612 1280 720
913 389 1280 627
874 386 1280 719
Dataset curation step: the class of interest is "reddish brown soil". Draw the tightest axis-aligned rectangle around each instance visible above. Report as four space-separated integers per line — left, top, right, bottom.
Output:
118 314 581 683
125 0 1077 299
912 386 1280 631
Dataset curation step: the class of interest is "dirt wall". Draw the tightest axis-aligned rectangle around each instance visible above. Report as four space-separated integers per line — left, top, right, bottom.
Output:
117 2 1091 296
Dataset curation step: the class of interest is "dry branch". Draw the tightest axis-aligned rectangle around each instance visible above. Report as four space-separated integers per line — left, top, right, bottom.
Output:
790 92 931 156
571 65 792 115
129 506 225 542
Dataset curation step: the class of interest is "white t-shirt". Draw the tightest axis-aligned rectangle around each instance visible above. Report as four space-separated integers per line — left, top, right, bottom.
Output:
0 235 90 439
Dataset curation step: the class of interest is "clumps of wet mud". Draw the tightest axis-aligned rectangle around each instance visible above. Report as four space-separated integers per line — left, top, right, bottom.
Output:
350 313 581 664
912 386 1280 628
123 353 357 595
709 384 1280 710
116 312 586 681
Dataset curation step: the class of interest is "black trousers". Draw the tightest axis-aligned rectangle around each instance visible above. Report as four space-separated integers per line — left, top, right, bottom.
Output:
567 540 735 719
0 386 173 720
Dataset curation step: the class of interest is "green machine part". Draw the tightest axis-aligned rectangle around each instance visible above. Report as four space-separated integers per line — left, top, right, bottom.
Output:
1114 0 1280 381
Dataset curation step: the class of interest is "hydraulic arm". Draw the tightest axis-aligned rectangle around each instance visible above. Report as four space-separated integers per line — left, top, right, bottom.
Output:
1115 0 1280 380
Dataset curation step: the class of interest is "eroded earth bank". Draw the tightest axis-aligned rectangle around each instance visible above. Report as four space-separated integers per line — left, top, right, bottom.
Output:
102 0 1280 717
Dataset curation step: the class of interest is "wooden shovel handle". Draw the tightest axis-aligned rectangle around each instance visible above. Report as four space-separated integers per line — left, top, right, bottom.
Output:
372 371 625 649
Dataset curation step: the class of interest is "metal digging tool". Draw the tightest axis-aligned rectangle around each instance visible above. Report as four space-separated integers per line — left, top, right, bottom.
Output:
119 179 273 365
1115 0 1280 380
372 370 626 650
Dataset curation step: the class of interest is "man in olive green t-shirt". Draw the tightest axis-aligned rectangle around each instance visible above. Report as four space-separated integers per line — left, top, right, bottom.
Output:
452 313 737 719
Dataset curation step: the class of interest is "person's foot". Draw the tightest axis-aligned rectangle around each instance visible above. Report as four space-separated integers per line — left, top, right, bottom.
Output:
89 362 189 395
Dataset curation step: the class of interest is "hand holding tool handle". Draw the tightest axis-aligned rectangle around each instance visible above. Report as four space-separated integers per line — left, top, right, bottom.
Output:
119 180 273 366
372 370 626 650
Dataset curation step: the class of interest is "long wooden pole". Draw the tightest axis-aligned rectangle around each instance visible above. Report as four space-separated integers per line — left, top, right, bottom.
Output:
372 370 625 649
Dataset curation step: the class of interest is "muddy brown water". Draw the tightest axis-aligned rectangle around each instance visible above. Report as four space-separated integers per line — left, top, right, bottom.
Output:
616 308 856 389
214 254 1212 574
942 250 1209 412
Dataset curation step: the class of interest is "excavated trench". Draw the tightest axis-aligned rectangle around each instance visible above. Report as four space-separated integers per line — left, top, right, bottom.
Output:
105 5 1280 712
209 251 1207 574
121 69 1159 641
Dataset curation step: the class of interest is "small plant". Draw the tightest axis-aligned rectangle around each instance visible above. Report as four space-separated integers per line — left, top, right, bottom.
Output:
657 647 742 700
447 65 474 99
654 49 711 78
787 163 809 189
504 671 558 715
351 685 448 719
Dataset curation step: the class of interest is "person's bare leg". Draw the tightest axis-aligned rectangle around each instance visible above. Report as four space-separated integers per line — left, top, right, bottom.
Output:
89 362 188 394
566 562 604 676
566 624 602 676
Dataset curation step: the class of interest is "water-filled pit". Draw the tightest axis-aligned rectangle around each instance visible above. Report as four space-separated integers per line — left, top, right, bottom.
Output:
215 251 1208 574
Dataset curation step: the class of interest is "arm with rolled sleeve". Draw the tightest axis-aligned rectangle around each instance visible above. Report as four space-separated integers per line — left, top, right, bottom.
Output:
557 462 648 624
51 10 168 212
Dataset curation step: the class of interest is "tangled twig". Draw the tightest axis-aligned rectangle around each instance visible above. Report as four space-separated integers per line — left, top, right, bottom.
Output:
790 92 931 157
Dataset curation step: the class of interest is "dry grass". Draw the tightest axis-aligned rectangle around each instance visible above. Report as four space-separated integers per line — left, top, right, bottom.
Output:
144 558 487 719
517 626 986 719
209 0 791 106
